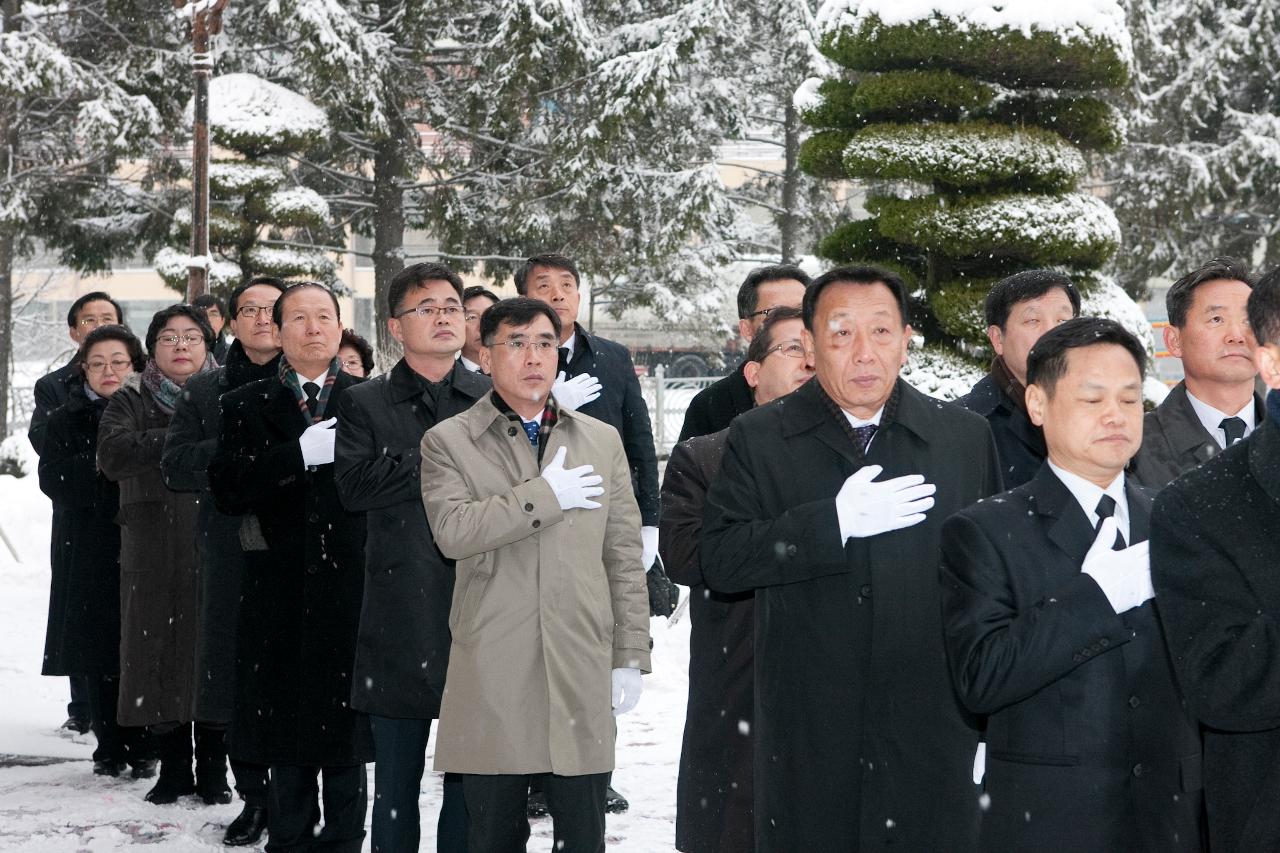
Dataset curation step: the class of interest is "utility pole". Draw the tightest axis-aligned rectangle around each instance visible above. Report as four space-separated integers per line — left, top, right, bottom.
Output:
175 0 229 302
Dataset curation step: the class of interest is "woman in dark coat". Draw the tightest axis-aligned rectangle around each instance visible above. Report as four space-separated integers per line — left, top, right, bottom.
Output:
97 304 223 805
39 324 151 777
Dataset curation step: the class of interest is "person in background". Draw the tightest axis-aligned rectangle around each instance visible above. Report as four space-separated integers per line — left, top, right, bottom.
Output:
661 306 814 853
97 305 223 805
30 289 125 735
957 270 1080 488
1151 266 1280 853
340 328 375 378
193 293 230 363
210 283 373 853
461 286 500 374
1131 257 1262 488
420 297 651 852
39 325 151 779
162 276 287 846
336 263 490 853
677 265 809 442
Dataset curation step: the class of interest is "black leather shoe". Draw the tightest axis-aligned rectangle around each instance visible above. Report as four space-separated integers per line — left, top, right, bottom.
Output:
61 716 91 735
222 803 268 846
605 785 629 814
130 759 158 779
198 773 233 805
526 789 548 817
93 760 128 777
145 773 197 804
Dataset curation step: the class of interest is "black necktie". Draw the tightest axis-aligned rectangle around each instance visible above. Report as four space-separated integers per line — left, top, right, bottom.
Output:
1220 416 1247 447
1094 494 1126 550
303 382 320 419
852 423 877 454
557 347 571 375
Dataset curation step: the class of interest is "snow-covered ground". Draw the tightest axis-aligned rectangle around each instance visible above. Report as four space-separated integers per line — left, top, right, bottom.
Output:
0 441 689 851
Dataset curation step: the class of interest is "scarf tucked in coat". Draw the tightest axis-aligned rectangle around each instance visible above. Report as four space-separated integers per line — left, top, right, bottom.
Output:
142 353 217 414
278 355 340 425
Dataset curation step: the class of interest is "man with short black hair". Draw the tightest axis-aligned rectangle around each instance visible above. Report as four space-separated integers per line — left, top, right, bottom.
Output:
678 265 810 441
335 262 488 853
461 285 500 374
1150 266 1280 853
1131 257 1262 488
701 265 1002 851
942 316 1203 852
959 270 1081 487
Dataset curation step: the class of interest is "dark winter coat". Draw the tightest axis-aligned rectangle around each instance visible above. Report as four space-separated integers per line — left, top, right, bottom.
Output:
334 359 490 720
38 388 122 676
563 323 660 526
28 360 80 456
161 341 281 722
97 374 200 727
677 365 753 442
700 378 1002 852
957 371 1046 489
209 370 374 767
1130 380 1265 489
1151 414 1280 853
660 429 755 853
941 463 1204 853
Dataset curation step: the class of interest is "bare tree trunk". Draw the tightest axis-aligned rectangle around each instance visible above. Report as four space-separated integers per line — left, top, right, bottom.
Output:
371 134 406 366
780 100 800 264
0 0 18 437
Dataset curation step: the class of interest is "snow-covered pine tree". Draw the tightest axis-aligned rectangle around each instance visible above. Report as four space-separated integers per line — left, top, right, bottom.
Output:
1107 0 1280 288
154 73 337 293
799 0 1151 396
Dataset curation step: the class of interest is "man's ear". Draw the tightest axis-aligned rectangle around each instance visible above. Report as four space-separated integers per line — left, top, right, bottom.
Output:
1255 343 1280 390
1025 383 1048 427
743 360 762 391
900 323 913 367
738 318 754 343
1164 324 1182 359
479 344 492 375
986 325 1004 357
388 316 404 346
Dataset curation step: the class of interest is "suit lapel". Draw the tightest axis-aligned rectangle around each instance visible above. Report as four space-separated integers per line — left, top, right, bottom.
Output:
263 379 308 439
1125 480 1153 545
782 380 865 468
1161 382 1222 466
1028 463 1094 566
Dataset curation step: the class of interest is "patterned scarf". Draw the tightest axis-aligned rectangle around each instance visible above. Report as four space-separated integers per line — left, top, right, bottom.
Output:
492 391 560 464
279 355 340 425
142 353 216 415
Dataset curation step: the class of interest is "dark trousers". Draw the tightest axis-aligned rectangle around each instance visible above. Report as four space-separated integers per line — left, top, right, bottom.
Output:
266 764 368 853
86 675 150 764
68 674 89 720
369 715 468 853
463 772 607 853
231 758 270 806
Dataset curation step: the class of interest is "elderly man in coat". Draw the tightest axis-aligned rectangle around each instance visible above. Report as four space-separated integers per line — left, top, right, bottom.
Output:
701 265 1003 852
421 297 651 853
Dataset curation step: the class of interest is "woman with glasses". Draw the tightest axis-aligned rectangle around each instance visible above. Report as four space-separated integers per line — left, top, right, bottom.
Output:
98 304 225 805
338 328 375 378
39 325 152 779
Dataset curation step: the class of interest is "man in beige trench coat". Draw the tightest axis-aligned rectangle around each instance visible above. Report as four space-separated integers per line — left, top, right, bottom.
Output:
421 297 652 853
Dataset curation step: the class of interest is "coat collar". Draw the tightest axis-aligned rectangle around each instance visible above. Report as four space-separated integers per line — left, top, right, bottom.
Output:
1248 418 1280 506
1153 381 1264 461
464 390 579 442
1026 461 1152 563
262 369 358 434
387 358 488 404
962 373 1001 417
780 377 941 466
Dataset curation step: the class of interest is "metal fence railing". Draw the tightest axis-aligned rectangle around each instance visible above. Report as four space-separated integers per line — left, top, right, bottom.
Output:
639 366 720 458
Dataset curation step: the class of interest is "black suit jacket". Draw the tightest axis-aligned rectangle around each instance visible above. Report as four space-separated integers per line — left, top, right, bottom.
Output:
1130 380 1265 488
941 463 1203 853
28 361 80 456
677 364 753 442
957 372 1046 488
1152 417 1280 853
563 324 660 525
701 378 1002 853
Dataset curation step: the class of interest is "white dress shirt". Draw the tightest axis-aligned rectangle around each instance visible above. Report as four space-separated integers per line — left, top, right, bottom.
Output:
1047 461 1130 545
1185 389 1255 449
459 354 482 374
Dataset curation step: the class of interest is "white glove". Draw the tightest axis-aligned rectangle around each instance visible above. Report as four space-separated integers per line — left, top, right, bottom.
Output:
299 417 337 466
835 464 936 541
641 525 659 571
612 667 643 716
972 742 987 785
540 445 604 511
1082 517 1154 614
553 371 602 411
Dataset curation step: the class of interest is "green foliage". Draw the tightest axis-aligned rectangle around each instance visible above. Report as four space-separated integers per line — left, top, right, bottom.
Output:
815 219 923 282
798 130 853 179
798 79 864 129
982 95 1124 152
850 70 995 123
928 278 996 343
843 121 1085 193
820 14 1129 89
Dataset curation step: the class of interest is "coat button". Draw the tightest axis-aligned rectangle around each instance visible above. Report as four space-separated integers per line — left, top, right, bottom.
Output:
1099 638 1110 647
859 584 872 597
524 503 534 512
306 564 318 575
532 520 541 528
508 426 518 437
1132 763 1144 777
307 512 319 523
786 544 798 557
1128 696 1141 709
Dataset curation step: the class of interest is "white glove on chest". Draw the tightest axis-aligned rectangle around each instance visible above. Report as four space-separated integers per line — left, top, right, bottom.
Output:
553 371 602 411
1082 517 1154 614
835 464 936 541
299 417 337 466
540 446 604 511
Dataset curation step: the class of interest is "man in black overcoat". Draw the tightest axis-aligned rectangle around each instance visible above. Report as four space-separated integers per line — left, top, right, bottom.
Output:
162 276 285 846
1151 268 1280 853
957 270 1079 488
661 307 813 853
334 264 489 853
701 266 1002 852
209 283 373 853
942 318 1204 853
677 265 809 442
1131 257 1263 488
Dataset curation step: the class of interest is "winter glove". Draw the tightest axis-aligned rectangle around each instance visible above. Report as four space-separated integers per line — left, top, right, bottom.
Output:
835 464 936 541
540 445 604 511
553 371 603 411
1082 517 1154 614
640 525 659 570
647 554 680 618
611 667 643 716
973 742 987 785
299 417 338 467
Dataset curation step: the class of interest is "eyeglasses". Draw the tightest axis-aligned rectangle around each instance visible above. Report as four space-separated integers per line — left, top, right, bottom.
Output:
487 339 557 353
746 306 787 320
766 341 810 359
236 305 274 319
84 359 133 374
395 304 464 320
77 315 118 327
154 333 206 348
464 312 481 323
339 356 363 370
